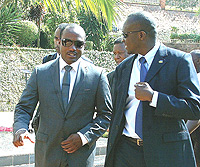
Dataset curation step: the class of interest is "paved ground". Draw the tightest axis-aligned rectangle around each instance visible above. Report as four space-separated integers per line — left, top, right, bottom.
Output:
0 112 35 157
0 112 107 167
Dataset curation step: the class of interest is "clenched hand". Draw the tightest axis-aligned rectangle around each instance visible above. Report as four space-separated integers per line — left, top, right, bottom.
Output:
61 133 82 153
134 82 154 101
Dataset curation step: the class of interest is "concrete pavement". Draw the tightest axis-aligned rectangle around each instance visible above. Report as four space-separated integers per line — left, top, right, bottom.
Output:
0 112 107 167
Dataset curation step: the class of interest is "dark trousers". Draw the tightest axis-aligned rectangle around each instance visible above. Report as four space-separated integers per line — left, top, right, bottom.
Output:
191 128 200 167
113 135 146 167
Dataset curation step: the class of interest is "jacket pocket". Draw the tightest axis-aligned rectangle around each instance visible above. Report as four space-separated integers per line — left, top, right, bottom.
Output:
163 131 189 143
36 132 48 142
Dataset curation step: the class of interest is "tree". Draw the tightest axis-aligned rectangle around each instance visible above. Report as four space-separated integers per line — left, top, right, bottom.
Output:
32 0 120 30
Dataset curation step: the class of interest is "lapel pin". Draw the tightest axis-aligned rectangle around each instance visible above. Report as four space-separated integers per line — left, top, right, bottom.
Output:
85 66 88 72
158 60 163 64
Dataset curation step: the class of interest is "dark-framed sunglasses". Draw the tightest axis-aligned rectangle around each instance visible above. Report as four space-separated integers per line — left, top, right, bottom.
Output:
61 38 85 48
122 30 144 38
54 36 60 40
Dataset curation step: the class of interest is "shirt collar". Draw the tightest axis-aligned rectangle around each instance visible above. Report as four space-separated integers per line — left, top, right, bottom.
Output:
59 56 81 72
137 42 160 67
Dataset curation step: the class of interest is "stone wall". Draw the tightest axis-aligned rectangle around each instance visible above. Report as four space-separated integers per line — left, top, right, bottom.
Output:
0 42 199 112
0 46 115 112
164 42 200 52
117 3 200 43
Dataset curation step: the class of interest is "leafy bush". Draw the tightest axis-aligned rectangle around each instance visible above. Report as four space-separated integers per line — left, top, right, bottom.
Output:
0 4 22 46
14 20 38 47
170 33 200 42
170 26 200 43
42 9 77 49
166 0 198 10
100 32 121 52
85 41 94 50
77 8 109 51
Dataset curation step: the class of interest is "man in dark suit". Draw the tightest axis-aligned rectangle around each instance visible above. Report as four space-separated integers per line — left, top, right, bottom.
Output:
42 23 68 63
186 50 200 167
13 23 112 167
105 11 200 167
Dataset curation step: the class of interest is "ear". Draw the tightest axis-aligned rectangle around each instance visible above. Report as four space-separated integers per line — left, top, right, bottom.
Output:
139 31 147 40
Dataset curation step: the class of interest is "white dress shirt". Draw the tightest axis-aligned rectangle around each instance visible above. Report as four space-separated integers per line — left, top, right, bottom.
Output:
59 56 88 145
123 42 160 139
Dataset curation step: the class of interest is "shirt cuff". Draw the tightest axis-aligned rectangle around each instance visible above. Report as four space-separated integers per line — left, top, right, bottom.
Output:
15 128 28 135
149 91 158 107
77 132 88 146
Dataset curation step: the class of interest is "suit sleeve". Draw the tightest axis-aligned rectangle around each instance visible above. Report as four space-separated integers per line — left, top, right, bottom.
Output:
155 53 200 120
13 68 39 134
79 70 112 146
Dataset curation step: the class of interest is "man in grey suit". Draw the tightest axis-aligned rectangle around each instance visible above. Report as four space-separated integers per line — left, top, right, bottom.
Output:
13 23 112 167
31 23 92 133
105 11 200 167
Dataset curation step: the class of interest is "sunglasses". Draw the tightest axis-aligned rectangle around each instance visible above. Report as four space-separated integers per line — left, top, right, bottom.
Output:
122 30 144 38
54 36 60 40
61 38 85 48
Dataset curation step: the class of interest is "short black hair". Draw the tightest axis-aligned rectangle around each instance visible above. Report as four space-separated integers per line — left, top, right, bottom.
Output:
60 23 86 39
114 37 124 45
127 11 157 39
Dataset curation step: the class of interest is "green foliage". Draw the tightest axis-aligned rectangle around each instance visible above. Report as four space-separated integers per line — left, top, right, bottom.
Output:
42 10 77 49
170 33 200 42
166 0 199 10
42 0 120 30
170 26 200 43
77 8 109 51
85 41 94 50
1 0 120 50
14 20 38 47
100 32 121 52
0 4 22 45
171 26 179 33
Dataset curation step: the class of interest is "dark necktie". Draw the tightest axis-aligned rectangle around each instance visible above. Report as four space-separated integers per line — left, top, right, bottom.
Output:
135 57 147 139
62 65 72 109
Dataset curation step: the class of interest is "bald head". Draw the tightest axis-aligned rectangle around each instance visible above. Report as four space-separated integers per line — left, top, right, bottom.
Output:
190 50 200 73
61 23 86 40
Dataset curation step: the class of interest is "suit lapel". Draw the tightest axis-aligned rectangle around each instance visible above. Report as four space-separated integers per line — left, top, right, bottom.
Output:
64 61 85 117
50 58 65 113
145 44 168 82
115 55 137 122
121 55 137 97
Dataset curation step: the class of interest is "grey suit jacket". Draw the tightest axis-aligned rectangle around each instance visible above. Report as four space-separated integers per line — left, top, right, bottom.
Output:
13 57 112 167
105 44 200 167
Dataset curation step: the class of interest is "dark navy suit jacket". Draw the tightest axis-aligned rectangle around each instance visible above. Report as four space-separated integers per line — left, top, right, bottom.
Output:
105 44 200 167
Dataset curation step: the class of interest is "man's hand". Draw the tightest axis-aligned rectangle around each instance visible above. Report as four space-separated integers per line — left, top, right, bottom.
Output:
13 129 34 148
134 82 154 101
61 134 82 153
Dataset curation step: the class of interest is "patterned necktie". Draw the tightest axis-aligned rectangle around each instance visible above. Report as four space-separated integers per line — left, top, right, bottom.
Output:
135 57 147 139
62 65 72 109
